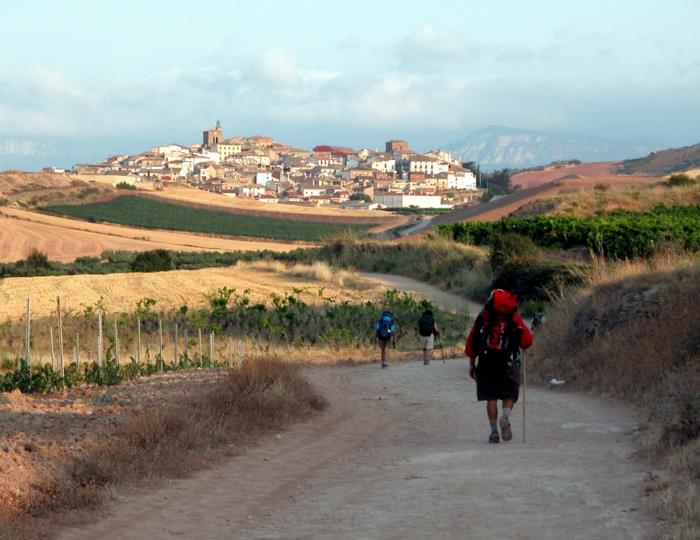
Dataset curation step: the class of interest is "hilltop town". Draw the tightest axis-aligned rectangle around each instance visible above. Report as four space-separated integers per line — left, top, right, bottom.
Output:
60 122 482 210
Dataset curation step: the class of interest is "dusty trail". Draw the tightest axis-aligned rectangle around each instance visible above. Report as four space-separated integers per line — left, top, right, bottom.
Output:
60 362 652 540
59 278 654 540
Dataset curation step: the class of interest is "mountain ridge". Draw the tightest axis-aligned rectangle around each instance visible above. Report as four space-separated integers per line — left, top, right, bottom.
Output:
442 126 658 170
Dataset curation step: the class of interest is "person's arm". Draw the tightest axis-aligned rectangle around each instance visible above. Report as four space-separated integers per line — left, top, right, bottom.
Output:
468 356 477 380
465 321 478 379
513 313 533 349
434 322 440 337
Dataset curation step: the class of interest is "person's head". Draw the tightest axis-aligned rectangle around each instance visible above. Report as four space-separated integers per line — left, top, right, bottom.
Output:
422 309 433 317
486 289 517 314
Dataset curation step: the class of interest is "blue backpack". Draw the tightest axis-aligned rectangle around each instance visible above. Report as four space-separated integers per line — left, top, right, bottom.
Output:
376 311 396 340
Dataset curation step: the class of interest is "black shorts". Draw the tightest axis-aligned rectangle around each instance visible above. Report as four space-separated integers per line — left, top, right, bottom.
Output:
475 349 520 402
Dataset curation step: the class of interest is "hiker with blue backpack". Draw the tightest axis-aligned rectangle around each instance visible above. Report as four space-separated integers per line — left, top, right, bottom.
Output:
375 310 397 368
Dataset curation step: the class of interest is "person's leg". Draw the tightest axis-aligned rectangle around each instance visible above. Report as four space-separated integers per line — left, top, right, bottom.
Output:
500 398 514 441
380 340 388 367
487 400 499 442
422 347 428 364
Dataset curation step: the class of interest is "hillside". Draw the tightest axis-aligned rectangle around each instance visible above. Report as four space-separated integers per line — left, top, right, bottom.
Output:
511 179 700 218
0 207 298 262
611 142 700 175
0 262 378 319
442 126 655 170
510 161 616 188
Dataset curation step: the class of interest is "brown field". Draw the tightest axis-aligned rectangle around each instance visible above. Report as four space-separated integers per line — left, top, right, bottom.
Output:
511 161 620 188
0 207 303 263
0 262 379 319
0 171 74 197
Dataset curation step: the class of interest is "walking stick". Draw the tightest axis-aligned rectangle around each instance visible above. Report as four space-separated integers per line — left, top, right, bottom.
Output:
522 349 527 443
437 335 445 364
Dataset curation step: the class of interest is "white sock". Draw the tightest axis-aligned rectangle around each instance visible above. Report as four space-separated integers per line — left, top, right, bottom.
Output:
503 407 512 421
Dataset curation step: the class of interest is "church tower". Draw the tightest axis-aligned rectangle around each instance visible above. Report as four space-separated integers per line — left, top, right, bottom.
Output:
203 119 223 148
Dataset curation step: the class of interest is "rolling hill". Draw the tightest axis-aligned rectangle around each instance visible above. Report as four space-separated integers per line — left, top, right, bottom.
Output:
611 142 700 175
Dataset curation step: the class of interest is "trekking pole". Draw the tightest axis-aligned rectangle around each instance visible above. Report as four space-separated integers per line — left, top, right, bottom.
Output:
522 349 527 444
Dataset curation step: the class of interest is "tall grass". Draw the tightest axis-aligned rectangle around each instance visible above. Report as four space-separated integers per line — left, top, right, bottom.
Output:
529 254 700 538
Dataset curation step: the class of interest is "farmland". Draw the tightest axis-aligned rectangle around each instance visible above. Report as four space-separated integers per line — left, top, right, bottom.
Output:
0 207 298 262
438 203 700 259
42 196 373 242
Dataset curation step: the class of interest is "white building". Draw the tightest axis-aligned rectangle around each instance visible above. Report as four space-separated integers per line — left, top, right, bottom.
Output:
300 184 328 197
369 154 396 173
255 171 274 185
408 156 449 176
374 193 452 209
446 170 477 190
236 185 266 197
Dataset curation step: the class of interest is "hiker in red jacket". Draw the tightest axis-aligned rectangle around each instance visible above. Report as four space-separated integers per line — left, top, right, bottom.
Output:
465 289 533 443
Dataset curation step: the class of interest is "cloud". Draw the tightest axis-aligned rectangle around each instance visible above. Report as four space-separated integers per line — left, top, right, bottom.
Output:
253 49 300 86
397 25 479 70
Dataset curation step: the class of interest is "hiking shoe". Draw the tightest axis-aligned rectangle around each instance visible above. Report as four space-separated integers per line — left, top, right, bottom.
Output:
499 416 512 442
488 431 500 444
423 359 430 366
381 362 388 369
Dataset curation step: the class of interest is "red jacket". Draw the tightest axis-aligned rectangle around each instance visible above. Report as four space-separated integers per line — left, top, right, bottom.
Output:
465 309 533 359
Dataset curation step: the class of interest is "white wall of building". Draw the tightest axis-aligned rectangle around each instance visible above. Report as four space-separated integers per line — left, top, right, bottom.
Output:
448 171 477 190
374 193 451 209
255 171 273 185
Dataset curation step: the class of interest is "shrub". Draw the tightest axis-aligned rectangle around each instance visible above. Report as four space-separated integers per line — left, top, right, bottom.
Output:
130 249 174 273
116 181 136 190
665 174 697 187
488 233 539 272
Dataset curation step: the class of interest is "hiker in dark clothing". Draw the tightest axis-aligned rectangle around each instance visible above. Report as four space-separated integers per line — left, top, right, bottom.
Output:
417 309 440 365
374 310 397 369
465 289 533 443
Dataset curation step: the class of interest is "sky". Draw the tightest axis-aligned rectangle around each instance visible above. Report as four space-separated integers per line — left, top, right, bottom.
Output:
1 0 699 168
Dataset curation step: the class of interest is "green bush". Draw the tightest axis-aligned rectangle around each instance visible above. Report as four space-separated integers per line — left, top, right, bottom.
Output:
489 233 539 272
116 181 137 190
665 174 697 187
131 249 174 272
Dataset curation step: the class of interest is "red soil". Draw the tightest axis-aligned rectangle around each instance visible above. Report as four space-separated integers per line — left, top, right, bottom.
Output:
511 162 619 189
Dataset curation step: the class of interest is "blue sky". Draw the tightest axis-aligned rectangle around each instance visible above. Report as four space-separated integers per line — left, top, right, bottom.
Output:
1 0 699 167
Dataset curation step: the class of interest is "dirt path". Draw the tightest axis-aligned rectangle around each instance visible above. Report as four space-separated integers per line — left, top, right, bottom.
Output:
361 272 483 314
59 361 652 540
58 280 654 540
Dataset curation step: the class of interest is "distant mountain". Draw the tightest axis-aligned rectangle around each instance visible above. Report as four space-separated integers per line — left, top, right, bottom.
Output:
442 126 657 170
611 143 700 175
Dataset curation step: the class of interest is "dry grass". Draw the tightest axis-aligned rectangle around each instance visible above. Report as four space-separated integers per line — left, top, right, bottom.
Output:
529 254 700 538
242 260 370 289
0 262 381 320
0 207 300 263
527 181 700 218
0 357 325 540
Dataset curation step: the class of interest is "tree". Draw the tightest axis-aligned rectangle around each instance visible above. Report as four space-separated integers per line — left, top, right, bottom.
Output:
131 249 174 272
349 193 372 203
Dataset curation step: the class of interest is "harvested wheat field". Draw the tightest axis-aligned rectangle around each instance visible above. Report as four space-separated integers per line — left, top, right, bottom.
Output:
0 262 378 319
0 207 303 263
